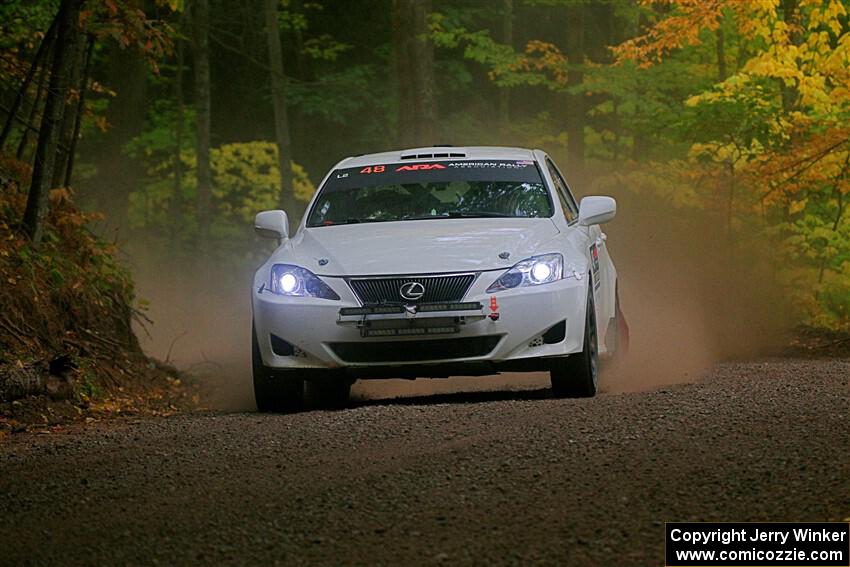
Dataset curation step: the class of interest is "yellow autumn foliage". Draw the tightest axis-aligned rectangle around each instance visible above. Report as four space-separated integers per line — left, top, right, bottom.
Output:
611 0 850 328
129 140 314 230
210 142 314 224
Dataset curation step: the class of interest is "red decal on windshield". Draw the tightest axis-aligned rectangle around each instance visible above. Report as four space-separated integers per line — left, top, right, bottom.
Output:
395 164 447 171
359 165 386 174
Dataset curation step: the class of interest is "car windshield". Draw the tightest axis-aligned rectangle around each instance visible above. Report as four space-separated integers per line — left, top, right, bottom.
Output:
306 159 552 227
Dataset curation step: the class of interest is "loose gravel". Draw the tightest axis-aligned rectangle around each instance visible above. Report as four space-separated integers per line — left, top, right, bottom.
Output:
1 358 848 566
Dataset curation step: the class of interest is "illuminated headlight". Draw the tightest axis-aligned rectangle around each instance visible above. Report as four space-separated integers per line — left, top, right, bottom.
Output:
486 253 565 292
279 273 298 293
270 264 340 300
531 262 552 283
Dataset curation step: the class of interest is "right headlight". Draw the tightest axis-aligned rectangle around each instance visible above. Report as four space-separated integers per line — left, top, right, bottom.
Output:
269 264 340 300
486 253 566 293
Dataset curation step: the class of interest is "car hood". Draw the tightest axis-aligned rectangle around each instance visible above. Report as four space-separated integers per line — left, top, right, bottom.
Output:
281 218 561 276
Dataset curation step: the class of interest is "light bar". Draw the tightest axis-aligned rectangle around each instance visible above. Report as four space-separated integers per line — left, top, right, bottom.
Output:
339 302 482 317
339 305 405 316
363 326 459 337
416 302 482 312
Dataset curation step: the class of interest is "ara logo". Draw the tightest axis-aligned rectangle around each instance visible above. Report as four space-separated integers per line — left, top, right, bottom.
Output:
395 164 447 171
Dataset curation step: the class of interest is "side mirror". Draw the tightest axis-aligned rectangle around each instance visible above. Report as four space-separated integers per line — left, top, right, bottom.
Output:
254 210 289 240
578 196 616 226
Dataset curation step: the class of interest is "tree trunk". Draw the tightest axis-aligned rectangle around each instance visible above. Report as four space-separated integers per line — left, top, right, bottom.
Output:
781 0 801 113
22 0 83 244
288 0 310 169
0 16 57 152
498 0 513 142
411 0 436 145
52 31 88 188
78 0 146 224
392 0 415 148
632 10 650 161
715 27 727 82
171 33 185 234
290 0 309 82
16 56 51 161
63 35 94 188
194 0 212 251
564 4 586 175
264 0 298 218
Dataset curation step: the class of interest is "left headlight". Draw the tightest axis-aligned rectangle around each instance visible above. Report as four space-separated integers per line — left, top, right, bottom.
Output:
269 264 340 300
486 253 564 293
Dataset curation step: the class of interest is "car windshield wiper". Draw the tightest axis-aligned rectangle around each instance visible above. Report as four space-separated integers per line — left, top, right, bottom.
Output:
446 211 513 218
402 211 514 221
327 218 386 225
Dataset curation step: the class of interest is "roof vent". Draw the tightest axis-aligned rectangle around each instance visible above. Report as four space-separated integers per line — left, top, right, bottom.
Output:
400 150 467 160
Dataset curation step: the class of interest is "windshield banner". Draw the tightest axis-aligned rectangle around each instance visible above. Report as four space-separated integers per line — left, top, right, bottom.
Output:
324 160 543 191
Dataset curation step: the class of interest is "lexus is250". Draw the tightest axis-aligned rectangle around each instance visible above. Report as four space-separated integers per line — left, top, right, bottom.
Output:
251 146 627 411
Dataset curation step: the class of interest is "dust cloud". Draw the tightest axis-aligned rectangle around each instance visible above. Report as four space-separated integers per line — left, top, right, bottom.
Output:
130 252 256 411
600 186 789 393
130 184 790 409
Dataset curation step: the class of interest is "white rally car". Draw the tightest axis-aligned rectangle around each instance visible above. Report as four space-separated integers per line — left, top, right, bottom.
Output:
252 146 627 411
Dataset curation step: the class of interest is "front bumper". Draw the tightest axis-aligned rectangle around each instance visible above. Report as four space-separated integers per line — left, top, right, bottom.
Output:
252 271 588 370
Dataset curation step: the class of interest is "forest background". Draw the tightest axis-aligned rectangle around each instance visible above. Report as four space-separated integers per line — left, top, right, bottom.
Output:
2 0 849 386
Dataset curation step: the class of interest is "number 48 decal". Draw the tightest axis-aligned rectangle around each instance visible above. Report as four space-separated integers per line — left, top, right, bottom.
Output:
359 165 385 174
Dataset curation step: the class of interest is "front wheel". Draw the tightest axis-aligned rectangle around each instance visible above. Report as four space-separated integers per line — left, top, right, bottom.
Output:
252 326 304 413
306 376 351 409
550 284 599 398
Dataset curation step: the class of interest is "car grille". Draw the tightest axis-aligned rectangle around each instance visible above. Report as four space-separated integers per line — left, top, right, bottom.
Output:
329 336 501 364
348 273 476 305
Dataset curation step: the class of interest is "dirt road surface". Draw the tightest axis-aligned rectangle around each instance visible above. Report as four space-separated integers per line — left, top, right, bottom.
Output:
1 358 848 566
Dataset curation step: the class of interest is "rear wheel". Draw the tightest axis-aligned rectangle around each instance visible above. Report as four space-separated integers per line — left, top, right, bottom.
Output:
550 284 599 398
252 325 304 413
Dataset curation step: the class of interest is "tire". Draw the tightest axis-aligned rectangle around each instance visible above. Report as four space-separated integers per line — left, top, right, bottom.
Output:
550 282 599 398
306 376 351 410
252 325 304 413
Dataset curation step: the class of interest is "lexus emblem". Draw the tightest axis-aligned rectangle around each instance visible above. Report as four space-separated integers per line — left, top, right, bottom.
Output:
399 281 426 301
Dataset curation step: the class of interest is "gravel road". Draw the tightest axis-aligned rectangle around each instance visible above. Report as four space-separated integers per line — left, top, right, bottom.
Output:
1 358 848 566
